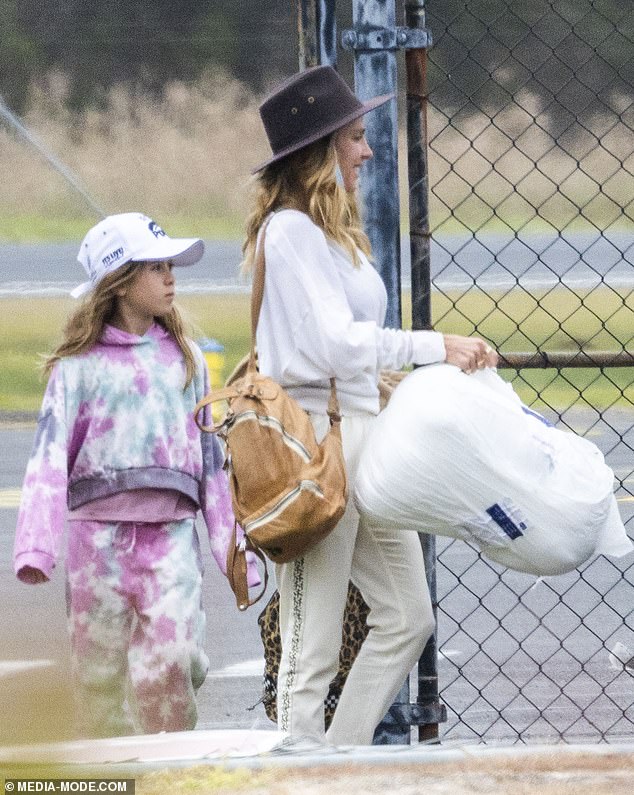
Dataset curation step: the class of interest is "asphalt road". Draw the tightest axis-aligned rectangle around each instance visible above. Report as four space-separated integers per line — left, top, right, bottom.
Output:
1 229 632 296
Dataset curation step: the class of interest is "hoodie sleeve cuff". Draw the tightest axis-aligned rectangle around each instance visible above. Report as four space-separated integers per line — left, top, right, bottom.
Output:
15 552 54 582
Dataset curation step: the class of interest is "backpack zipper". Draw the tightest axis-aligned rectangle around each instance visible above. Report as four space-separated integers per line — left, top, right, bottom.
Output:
244 481 325 534
229 411 312 462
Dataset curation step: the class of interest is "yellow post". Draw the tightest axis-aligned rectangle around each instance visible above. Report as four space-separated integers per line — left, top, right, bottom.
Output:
198 338 225 421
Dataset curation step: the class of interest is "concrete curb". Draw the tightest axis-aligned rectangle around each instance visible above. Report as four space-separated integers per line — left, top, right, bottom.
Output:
0 411 37 429
1 731 633 777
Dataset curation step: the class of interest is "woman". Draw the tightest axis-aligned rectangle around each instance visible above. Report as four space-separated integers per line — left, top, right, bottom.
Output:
243 66 497 746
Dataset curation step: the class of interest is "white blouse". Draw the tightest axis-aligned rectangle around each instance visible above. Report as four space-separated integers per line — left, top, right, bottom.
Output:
256 209 446 415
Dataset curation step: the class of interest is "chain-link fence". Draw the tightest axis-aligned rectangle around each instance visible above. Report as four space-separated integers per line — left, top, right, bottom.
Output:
421 0 634 743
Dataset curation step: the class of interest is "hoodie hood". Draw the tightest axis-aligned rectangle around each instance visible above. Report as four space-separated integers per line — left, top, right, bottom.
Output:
99 322 169 347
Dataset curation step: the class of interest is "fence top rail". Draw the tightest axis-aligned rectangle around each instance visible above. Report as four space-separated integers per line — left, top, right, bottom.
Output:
498 351 634 369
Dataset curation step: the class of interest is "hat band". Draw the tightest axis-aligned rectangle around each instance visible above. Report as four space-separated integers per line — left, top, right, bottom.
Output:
266 97 363 156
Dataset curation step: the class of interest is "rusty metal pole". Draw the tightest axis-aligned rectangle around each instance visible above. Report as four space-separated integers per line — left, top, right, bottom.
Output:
298 0 337 68
405 0 446 745
406 0 432 334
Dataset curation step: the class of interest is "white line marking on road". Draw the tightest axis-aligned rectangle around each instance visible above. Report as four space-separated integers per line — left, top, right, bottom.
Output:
0 660 55 678
0 488 21 508
206 652 463 681
207 659 264 679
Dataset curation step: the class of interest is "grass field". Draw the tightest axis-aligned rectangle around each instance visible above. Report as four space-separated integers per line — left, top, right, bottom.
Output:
2 285 633 414
0 293 251 412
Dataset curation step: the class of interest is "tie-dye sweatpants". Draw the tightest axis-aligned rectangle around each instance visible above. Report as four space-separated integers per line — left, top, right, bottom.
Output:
65 517 209 737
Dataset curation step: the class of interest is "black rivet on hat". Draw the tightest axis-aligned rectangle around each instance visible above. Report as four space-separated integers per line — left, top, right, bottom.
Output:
291 107 298 114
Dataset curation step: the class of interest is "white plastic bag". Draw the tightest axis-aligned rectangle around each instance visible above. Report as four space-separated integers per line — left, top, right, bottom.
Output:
355 364 633 576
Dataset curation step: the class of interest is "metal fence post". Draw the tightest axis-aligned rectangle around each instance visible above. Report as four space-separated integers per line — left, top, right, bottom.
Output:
298 0 337 68
344 0 402 330
405 0 446 744
406 0 432 334
343 0 406 743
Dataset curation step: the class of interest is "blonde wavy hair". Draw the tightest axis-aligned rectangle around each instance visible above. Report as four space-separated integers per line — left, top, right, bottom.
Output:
44 262 197 388
242 135 371 271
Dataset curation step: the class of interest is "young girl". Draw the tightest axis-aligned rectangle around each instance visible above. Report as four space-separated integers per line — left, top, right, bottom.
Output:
245 66 498 746
14 212 258 738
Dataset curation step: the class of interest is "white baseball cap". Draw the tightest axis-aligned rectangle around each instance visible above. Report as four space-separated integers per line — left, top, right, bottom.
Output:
72 212 204 298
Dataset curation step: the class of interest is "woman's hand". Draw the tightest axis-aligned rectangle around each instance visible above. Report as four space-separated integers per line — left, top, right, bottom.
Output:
442 334 498 374
18 565 50 585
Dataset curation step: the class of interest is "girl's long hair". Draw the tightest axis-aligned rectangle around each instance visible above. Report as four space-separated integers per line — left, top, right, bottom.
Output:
242 135 371 271
44 262 197 387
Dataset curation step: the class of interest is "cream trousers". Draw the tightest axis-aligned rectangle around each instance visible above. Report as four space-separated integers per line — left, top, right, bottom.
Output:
275 412 435 746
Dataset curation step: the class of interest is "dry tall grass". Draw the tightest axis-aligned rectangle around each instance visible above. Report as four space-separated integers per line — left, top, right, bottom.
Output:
1 70 628 241
0 71 270 236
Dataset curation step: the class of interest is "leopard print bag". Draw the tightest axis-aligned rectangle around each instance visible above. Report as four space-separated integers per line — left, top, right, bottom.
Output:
257 582 370 730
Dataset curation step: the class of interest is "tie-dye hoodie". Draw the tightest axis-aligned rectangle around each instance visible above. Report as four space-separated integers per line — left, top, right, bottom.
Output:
14 322 258 585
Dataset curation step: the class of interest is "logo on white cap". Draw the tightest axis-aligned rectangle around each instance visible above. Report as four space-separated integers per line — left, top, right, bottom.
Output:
149 221 167 239
101 247 125 268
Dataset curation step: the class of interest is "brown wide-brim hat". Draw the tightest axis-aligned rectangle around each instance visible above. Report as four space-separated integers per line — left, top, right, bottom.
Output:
252 65 393 174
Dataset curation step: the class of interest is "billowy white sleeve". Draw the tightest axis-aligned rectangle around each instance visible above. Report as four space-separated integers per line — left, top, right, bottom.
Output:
258 211 445 385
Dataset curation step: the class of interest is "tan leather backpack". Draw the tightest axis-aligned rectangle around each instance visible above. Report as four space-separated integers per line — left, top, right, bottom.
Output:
195 220 348 609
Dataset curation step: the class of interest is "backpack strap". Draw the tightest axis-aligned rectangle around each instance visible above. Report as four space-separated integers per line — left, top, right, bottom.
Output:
327 377 341 426
249 217 271 372
194 378 283 433
226 522 269 611
194 386 240 432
